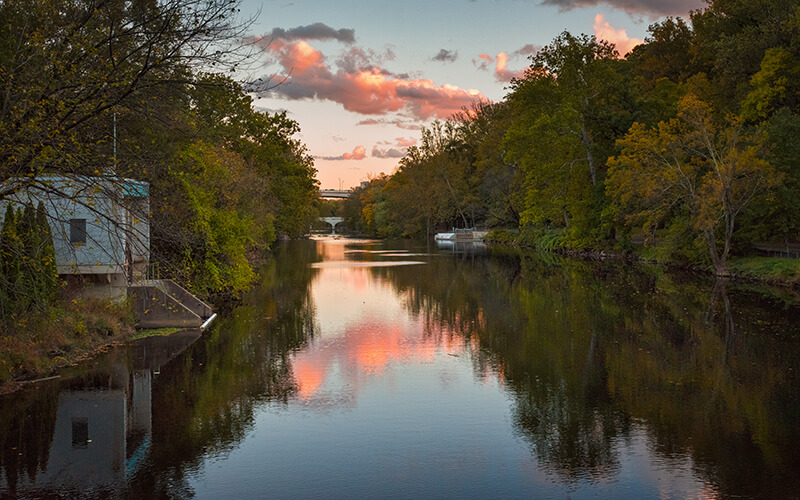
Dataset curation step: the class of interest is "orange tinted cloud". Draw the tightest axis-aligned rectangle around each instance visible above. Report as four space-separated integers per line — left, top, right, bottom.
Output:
474 46 535 82
320 145 367 160
593 14 643 55
396 137 416 147
494 52 526 82
259 40 485 120
281 40 325 75
345 145 367 160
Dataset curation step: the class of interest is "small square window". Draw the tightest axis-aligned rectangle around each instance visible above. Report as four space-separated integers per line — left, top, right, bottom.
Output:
70 219 86 244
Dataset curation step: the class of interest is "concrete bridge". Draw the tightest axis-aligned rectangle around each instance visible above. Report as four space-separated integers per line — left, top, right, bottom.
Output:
320 217 344 234
319 190 351 199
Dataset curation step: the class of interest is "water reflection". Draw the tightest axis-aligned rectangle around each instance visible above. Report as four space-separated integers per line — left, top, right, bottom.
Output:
1 238 799 498
0 330 200 497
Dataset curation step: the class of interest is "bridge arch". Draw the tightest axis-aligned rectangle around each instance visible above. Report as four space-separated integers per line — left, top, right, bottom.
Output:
320 217 344 234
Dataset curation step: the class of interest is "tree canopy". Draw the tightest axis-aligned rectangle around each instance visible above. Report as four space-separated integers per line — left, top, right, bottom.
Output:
346 0 798 275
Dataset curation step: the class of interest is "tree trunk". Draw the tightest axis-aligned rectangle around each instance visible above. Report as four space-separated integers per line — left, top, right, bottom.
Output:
704 229 730 277
580 109 596 186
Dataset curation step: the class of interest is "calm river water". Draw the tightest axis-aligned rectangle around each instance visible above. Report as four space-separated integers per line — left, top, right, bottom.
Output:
2 236 800 499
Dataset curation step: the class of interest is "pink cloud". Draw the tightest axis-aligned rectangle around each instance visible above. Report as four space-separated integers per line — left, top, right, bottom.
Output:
494 52 527 82
257 40 486 120
395 137 416 147
474 53 494 71
474 46 535 82
344 145 366 160
593 14 643 56
280 40 325 75
320 145 367 161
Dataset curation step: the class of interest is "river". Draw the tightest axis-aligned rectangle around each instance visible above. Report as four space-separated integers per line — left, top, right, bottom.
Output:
2 236 799 498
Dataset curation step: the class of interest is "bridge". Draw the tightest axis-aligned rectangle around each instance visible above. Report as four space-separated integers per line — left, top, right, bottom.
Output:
319 217 344 234
319 190 351 199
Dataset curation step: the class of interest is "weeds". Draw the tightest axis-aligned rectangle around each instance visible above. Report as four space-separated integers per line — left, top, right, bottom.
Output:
0 298 135 388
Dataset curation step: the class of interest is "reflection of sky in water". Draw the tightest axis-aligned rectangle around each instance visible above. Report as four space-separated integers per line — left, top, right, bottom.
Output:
310 261 425 268
186 238 720 499
295 262 449 403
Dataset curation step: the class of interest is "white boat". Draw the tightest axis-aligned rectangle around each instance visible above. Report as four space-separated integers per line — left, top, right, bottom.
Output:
434 228 487 241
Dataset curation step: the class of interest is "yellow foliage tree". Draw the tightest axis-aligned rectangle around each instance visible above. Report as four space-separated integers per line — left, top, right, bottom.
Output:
607 84 781 276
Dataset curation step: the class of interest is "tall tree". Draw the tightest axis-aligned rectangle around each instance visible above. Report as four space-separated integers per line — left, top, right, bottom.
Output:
691 0 800 110
504 32 629 244
0 0 253 199
607 80 780 275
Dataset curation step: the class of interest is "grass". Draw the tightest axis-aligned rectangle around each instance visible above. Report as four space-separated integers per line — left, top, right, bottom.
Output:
0 297 136 390
129 327 180 341
728 257 800 284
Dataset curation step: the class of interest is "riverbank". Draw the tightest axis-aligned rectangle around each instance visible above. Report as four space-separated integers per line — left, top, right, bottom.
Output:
0 298 185 395
484 229 800 288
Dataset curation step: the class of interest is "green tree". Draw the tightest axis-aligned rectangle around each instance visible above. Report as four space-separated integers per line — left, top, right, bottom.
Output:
691 0 800 109
0 0 253 199
35 201 58 305
503 32 629 245
741 48 800 122
0 205 23 319
607 84 780 275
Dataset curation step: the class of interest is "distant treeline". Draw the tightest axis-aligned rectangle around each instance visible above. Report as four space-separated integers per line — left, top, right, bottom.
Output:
343 0 800 276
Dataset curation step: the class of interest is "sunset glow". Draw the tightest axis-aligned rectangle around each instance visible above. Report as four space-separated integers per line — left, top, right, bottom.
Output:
593 14 644 55
241 0 704 189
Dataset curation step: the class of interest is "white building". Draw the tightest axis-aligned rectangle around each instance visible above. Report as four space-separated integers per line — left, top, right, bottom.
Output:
1 175 150 297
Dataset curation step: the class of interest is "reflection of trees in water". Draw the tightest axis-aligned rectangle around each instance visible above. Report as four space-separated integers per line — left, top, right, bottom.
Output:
123 240 321 497
380 246 800 495
0 384 60 495
509 380 629 483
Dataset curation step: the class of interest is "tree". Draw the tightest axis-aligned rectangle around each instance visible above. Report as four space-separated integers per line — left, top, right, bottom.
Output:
741 48 800 122
607 82 781 275
627 17 695 89
0 0 254 198
691 0 800 109
503 32 629 244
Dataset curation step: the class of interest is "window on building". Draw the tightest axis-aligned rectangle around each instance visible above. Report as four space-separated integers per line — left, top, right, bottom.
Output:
70 218 86 244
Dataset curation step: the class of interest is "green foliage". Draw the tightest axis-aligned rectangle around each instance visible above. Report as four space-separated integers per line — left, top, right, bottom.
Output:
607 84 780 275
741 48 800 121
122 75 318 299
484 229 519 245
691 0 800 109
729 257 800 283
502 32 631 247
159 141 257 296
0 203 59 326
130 327 181 341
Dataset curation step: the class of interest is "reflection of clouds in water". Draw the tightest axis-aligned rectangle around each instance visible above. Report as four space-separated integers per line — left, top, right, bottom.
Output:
311 261 426 268
343 249 409 254
378 253 434 257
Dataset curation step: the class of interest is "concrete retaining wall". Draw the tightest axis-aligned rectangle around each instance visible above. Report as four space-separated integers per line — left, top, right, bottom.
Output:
161 280 213 319
128 279 213 329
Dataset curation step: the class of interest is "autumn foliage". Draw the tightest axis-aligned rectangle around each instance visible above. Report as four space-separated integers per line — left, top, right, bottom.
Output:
348 0 800 275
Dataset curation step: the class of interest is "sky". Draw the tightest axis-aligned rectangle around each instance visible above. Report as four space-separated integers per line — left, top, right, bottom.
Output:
236 0 705 190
